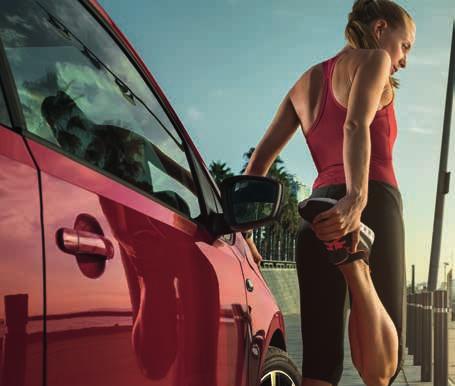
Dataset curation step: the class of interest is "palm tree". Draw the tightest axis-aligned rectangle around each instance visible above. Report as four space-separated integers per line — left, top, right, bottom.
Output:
209 160 234 188
240 147 304 261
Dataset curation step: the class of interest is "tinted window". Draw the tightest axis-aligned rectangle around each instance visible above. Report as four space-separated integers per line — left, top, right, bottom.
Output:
192 155 221 216
0 0 200 219
0 85 11 127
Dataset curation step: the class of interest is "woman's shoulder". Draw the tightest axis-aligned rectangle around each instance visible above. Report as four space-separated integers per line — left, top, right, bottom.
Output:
337 48 392 73
289 48 389 104
293 48 368 84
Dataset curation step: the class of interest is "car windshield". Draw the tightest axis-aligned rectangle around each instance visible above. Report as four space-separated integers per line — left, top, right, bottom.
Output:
1 0 181 141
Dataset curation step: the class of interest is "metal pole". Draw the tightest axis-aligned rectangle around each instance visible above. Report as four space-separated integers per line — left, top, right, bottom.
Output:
433 290 448 386
428 21 455 291
414 292 423 365
412 264 415 293
448 268 454 321
421 291 433 382
410 293 416 355
406 294 411 352
443 262 449 289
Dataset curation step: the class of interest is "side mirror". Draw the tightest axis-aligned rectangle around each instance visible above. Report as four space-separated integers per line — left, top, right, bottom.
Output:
219 175 283 231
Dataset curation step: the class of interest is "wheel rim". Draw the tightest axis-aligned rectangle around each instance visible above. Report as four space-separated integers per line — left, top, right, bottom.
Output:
260 369 296 386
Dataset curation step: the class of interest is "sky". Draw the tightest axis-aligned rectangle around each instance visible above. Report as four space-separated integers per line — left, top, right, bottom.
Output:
97 0 455 286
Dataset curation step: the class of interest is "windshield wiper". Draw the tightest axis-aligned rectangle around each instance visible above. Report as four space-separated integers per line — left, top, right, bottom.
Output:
46 12 71 41
35 1 184 150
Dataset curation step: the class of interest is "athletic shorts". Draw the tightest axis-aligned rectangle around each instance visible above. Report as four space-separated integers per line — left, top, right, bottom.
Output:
295 180 406 385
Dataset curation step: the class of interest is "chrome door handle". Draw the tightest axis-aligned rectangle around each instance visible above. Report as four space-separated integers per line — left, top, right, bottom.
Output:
246 278 254 292
56 227 114 259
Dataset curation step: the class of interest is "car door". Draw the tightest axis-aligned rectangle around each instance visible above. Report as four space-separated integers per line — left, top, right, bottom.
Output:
0 60 43 385
0 0 250 385
198 165 287 386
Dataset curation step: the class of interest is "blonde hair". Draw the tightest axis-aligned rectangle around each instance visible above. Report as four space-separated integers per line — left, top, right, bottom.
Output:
345 0 415 89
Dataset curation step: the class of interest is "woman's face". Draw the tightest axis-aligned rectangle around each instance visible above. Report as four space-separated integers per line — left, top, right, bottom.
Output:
374 19 416 75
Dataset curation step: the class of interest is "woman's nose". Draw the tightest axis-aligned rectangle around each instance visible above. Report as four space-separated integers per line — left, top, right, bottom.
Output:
399 56 407 69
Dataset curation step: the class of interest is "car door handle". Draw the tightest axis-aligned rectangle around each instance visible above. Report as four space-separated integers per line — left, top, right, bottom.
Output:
246 278 254 292
56 227 114 259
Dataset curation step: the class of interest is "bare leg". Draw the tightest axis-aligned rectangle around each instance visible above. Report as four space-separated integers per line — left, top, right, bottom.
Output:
338 260 398 386
348 304 364 376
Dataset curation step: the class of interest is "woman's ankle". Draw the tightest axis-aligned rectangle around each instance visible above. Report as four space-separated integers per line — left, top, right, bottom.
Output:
338 259 370 280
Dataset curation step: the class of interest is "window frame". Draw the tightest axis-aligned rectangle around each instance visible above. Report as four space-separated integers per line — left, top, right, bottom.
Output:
0 0 223 224
187 146 235 243
0 82 12 129
0 36 23 132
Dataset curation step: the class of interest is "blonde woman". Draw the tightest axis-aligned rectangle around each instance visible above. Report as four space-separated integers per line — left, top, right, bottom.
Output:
243 1 416 385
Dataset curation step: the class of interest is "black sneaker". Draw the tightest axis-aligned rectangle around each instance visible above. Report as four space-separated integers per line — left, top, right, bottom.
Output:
298 197 375 266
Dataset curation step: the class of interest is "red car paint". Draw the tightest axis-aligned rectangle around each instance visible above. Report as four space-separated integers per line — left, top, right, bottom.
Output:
0 1 288 385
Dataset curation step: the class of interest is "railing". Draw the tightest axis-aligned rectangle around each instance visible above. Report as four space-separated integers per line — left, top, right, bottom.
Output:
260 260 296 269
406 289 452 385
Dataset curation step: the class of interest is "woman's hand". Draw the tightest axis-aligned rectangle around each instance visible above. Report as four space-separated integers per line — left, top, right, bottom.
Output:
311 193 366 253
244 235 263 267
251 250 263 266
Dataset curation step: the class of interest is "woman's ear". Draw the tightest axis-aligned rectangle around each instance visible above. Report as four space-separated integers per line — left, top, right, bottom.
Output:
373 19 387 40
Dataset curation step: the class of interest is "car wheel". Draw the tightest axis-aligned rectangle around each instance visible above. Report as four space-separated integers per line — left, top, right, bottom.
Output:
260 346 302 386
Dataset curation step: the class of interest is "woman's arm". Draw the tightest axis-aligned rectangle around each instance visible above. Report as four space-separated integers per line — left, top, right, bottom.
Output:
243 91 301 264
344 49 392 204
244 92 300 176
313 49 392 250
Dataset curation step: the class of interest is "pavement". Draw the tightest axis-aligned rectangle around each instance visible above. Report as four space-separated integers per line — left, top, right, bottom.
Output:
282 312 455 386
261 267 455 385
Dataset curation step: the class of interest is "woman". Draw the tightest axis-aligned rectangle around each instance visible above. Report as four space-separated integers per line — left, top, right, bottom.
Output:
243 1 416 385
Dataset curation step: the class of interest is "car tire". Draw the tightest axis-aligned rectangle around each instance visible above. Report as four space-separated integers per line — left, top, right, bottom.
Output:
260 346 302 386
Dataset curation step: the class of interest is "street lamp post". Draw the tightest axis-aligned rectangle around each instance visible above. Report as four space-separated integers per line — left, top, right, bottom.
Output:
427 21 455 291
443 262 449 289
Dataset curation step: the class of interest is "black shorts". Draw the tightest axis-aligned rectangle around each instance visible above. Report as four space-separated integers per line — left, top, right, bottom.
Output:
295 180 406 385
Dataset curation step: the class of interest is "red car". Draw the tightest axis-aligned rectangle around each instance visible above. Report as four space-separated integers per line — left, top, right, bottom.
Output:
0 0 301 385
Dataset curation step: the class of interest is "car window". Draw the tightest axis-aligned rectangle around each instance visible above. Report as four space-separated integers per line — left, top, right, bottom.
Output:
190 151 221 216
188 148 235 242
0 0 201 219
0 86 11 127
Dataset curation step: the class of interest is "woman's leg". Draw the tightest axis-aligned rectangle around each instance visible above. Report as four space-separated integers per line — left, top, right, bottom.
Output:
296 217 348 386
366 184 407 386
339 259 398 386
301 378 332 386
347 297 363 377
298 181 405 386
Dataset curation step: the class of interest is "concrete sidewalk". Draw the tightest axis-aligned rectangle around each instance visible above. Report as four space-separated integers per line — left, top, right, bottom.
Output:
261 268 455 384
283 312 455 385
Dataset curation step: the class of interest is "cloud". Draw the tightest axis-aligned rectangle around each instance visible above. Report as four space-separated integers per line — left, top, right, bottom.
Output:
405 105 439 115
0 28 27 46
405 126 435 135
410 54 446 67
187 107 203 122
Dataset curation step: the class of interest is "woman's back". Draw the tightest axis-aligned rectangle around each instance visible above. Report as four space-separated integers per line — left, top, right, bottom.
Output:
291 48 394 137
290 48 398 190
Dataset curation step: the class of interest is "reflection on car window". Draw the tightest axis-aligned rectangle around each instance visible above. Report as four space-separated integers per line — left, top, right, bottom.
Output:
0 0 201 219
0 86 11 127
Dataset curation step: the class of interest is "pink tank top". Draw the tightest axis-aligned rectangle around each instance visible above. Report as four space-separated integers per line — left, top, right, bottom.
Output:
306 52 398 190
